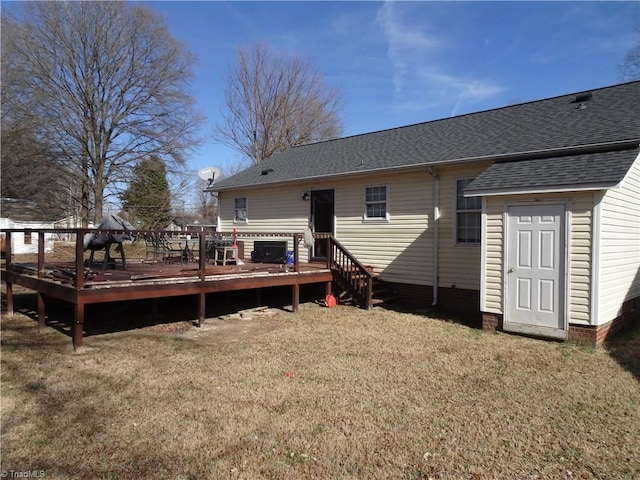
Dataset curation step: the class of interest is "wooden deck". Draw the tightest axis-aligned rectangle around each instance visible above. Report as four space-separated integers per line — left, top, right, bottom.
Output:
1 229 334 349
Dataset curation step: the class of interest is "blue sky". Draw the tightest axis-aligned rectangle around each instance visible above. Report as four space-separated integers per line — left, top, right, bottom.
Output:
3 1 638 210
144 0 638 184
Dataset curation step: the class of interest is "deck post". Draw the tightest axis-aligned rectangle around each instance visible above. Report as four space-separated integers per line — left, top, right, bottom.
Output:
37 232 45 278
199 233 206 282
5 231 12 268
73 303 84 349
75 230 85 289
5 232 13 315
5 281 14 316
325 281 332 298
197 292 205 327
292 283 299 313
37 232 46 330
293 234 300 273
37 293 46 331
365 277 373 310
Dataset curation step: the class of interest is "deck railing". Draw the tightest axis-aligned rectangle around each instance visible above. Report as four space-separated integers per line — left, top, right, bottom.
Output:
328 236 374 309
2 228 373 308
1 228 309 287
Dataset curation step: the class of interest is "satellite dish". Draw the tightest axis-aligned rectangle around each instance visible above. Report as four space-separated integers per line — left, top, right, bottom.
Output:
198 166 221 186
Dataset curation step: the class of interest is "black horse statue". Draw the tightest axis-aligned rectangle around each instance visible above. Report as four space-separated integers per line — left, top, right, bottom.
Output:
83 214 136 270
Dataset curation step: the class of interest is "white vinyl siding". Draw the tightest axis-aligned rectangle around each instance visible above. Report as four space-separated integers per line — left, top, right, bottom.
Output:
219 187 311 261
0 220 56 254
596 154 640 325
337 172 431 285
483 199 504 313
437 165 490 291
569 195 593 324
218 163 492 292
482 192 593 324
219 170 434 286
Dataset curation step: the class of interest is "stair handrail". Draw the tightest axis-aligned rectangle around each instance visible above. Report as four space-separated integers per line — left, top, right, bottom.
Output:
328 236 374 309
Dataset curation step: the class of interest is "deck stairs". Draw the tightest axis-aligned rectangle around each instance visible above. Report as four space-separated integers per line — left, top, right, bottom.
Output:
328 236 397 309
370 277 397 307
336 276 397 308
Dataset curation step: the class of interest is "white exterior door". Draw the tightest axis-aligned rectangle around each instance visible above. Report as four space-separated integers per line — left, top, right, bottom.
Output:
504 204 567 339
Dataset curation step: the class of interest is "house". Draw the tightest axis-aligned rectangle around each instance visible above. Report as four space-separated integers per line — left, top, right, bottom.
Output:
52 214 93 242
185 218 217 232
165 215 216 234
0 198 57 254
209 81 640 345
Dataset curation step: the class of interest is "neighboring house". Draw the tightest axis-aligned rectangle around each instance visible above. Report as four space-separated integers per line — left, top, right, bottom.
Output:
186 218 217 232
165 220 183 232
209 81 640 345
0 198 57 254
167 215 216 233
52 215 92 242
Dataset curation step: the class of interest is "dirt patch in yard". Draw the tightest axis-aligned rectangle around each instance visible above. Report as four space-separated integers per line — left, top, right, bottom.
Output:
144 307 286 346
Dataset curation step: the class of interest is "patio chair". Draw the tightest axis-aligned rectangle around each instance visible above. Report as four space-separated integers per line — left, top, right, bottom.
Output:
143 233 167 264
161 237 187 264
206 237 237 265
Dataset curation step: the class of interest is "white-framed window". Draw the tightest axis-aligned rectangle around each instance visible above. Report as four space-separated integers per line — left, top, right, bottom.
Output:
364 185 389 222
234 197 247 223
455 178 481 245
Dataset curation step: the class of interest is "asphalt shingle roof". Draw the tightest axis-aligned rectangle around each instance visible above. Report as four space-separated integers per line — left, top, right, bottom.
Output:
0 198 60 222
464 148 640 195
212 81 640 191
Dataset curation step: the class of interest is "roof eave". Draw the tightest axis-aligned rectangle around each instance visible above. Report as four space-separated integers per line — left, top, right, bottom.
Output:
465 182 619 197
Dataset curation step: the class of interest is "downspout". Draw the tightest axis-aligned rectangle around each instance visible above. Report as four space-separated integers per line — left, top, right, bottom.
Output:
428 167 439 306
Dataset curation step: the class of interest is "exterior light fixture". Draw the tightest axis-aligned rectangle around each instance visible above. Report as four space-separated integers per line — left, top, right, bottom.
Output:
301 191 310 201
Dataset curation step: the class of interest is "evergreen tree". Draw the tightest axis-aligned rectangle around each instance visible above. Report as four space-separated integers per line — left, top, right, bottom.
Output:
120 157 172 229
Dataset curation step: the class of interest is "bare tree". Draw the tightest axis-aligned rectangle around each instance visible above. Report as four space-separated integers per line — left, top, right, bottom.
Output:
0 118 71 219
620 29 640 81
0 20 69 218
2 2 204 225
195 179 218 223
214 43 343 165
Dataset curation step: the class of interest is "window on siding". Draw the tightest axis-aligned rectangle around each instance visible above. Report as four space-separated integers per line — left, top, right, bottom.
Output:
234 197 247 223
364 185 388 221
24 231 32 245
455 179 481 244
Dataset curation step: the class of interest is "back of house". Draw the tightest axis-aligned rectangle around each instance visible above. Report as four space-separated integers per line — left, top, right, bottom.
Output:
210 81 640 345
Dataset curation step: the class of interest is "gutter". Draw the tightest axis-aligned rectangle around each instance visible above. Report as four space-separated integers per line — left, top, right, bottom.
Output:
428 167 439 307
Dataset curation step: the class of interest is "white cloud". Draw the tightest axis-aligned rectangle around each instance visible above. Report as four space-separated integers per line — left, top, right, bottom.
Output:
375 1 441 94
375 1 503 116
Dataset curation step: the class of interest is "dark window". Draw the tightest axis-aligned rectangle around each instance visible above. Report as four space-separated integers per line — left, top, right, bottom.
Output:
234 197 247 223
456 179 481 244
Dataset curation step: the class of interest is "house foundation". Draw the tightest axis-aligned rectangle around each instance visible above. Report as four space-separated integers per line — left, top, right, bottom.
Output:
482 297 639 346
378 281 481 316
